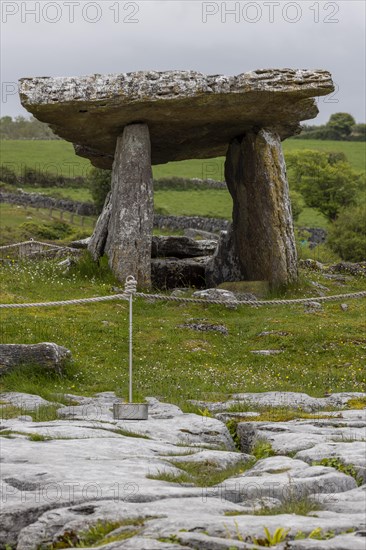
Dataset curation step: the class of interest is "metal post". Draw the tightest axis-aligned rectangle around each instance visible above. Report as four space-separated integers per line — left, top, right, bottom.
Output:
129 292 133 403
113 275 147 420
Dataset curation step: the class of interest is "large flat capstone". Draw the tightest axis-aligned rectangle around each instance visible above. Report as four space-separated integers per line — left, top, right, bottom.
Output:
19 69 334 168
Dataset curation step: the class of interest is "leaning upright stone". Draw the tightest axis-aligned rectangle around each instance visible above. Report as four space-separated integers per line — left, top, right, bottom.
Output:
105 124 154 287
225 129 298 286
88 191 112 261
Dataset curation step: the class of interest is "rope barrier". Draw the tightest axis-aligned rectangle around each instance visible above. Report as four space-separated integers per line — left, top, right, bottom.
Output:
135 290 366 307
0 294 129 309
0 240 77 256
0 240 71 251
1 243 364 308
0 284 364 310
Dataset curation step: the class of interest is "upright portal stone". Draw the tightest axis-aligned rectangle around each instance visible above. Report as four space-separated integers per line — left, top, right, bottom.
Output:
106 124 154 287
225 129 298 286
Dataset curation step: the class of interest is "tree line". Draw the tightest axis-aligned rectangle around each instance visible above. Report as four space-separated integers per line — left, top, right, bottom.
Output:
295 113 365 141
0 116 59 140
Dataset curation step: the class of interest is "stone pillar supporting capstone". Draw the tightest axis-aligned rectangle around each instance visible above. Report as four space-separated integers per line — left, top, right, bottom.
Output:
224 128 298 287
88 123 154 288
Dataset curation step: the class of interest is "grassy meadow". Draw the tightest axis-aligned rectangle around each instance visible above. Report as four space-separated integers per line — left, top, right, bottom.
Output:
4 137 364 232
0 138 365 405
1 138 365 178
0 139 91 177
0 255 365 405
0 202 95 246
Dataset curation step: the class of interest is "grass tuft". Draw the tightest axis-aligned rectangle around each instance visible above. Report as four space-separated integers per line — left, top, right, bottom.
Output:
313 457 364 486
346 397 366 410
47 517 152 549
251 439 277 460
147 458 255 487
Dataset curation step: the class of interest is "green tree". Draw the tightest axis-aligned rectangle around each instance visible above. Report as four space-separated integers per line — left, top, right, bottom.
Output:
286 150 362 221
350 123 366 142
327 205 366 262
289 190 303 222
296 113 365 141
88 168 111 212
0 115 58 139
326 113 356 140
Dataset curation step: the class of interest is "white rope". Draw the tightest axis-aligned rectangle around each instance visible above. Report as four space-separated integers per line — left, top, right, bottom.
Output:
0 240 76 253
0 294 129 309
0 278 364 310
0 240 65 250
124 275 138 296
135 290 366 306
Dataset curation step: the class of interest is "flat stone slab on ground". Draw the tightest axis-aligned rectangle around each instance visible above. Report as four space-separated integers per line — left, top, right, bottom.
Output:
0 392 55 411
0 343 71 376
250 349 283 355
151 236 217 258
151 256 209 289
236 409 366 452
228 391 366 411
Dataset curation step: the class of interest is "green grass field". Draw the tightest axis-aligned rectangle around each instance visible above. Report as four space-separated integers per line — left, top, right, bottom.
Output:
0 203 95 246
155 190 330 229
0 255 365 404
1 139 365 178
283 139 365 173
154 140 365 179
0 203 95 229
0 140 91 177
16 184 329 229
155 189 233 219
0 138 363 237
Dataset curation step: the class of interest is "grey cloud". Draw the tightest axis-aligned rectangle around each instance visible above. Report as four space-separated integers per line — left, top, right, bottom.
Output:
1 0 365 124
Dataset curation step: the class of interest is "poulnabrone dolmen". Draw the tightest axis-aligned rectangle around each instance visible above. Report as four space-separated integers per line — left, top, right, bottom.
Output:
19 69 334 288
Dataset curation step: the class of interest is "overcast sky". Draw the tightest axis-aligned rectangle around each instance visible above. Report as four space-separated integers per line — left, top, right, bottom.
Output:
1 0 365 124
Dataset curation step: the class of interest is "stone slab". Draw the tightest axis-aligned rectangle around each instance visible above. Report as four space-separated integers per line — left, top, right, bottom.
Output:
19 69 334 167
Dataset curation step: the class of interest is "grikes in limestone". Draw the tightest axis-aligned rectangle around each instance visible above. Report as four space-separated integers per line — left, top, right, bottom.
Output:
19 69 334 287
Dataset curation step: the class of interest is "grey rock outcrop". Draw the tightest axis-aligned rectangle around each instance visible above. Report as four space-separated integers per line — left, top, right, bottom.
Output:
192 288 238 302
70 236 91 249
1 391 365 550
151 236 217 259
0 343 71 376
183 228 219 241
216 455 357 503
192 391 366 414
